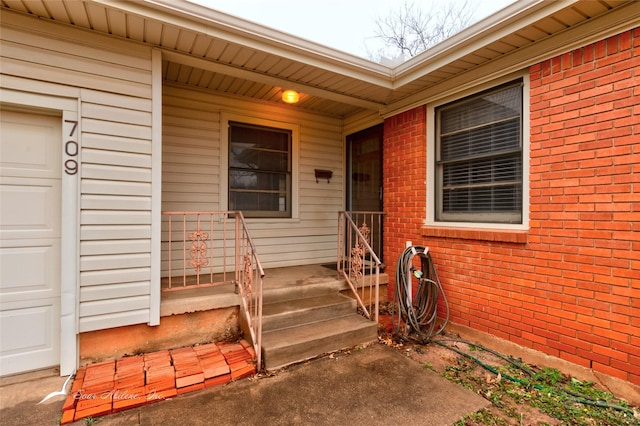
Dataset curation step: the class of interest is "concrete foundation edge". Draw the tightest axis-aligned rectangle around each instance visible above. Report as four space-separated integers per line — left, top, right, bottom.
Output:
445 322 640 406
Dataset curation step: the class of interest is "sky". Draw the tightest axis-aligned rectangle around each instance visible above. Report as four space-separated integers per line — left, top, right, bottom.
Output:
188 0 517 59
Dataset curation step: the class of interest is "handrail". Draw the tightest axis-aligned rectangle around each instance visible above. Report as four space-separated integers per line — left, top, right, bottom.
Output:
233 211 264 370
162 210 263 370
162 211 232 289
338 211 384 323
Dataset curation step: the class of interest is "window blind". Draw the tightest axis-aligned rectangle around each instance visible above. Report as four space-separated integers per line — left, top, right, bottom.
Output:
436 82 523 223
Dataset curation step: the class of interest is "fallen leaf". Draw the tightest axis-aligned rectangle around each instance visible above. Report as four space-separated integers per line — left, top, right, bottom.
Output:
486 372 502 384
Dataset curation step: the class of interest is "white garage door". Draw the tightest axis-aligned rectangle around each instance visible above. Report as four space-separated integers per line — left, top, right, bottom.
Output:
0 108 61 376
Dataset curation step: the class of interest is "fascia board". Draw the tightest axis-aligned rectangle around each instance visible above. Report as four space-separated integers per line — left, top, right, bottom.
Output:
93 0 393 88
390 0 570 86
381 0 640 118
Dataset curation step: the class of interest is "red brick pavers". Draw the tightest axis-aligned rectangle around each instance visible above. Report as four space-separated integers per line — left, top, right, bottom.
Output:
61 340 256 424
221 341 256 380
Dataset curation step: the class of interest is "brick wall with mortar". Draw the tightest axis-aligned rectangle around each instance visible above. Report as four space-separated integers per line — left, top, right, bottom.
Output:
382 29 639 385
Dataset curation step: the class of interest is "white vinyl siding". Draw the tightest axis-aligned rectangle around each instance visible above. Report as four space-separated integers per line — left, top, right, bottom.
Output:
162 90 221 212
1 11 154 333
162 85 344 270
79 95 153 333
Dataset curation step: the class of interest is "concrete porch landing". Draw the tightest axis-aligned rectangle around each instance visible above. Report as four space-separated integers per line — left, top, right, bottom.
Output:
262 263 347 288
160 263 357 316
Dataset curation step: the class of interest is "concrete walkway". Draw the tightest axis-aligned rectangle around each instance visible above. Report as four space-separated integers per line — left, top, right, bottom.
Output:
0 343 489 426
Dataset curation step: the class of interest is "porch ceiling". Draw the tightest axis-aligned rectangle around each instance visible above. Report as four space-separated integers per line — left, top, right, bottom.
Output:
2 0 638 117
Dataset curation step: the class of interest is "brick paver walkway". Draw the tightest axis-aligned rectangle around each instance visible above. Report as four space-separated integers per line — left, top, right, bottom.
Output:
61 340 256 424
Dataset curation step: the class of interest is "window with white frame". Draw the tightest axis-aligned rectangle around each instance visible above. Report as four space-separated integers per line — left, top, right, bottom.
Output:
435 80 523 224
228 121 292 218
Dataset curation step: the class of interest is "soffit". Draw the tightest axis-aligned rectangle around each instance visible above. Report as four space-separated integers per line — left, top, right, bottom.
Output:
382 0 640 116
1 0 638 118
388 0 635 102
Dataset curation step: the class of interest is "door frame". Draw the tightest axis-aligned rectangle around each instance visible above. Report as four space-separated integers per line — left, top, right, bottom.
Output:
345 124 383 212
345 124 384 260
1 88 80 376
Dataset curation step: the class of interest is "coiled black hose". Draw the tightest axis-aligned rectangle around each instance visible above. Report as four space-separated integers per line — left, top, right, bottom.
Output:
392 246 449 342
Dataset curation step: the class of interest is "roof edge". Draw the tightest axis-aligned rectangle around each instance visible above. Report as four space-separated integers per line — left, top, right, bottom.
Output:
132 0 394 86
391 0 570 85
381 0 640 118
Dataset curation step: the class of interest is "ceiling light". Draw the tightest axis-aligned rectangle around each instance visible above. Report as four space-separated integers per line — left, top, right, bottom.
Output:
282 90 299 104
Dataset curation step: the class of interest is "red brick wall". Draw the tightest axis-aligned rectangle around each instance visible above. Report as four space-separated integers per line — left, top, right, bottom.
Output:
382 105 427 279
382 29 639 385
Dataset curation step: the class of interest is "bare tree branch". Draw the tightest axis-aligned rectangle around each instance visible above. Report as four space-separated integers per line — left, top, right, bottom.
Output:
368 0 477 63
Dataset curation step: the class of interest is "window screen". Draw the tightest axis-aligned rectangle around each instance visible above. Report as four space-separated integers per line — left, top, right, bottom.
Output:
229 122 292 218
436 82 523 223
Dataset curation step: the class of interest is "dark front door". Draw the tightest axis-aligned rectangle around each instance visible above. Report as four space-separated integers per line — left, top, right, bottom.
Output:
346 124 383 258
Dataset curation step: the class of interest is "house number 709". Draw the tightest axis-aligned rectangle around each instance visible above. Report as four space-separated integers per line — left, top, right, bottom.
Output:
64 119 78 175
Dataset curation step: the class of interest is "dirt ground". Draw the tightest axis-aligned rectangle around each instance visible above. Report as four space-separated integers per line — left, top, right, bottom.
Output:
379 335 560 425
375 311 639 426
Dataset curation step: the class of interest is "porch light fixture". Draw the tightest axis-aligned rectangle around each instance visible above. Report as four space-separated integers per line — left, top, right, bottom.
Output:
282 89 299 104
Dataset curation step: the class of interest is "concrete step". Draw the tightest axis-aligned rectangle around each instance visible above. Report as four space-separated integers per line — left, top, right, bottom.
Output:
262 293 357 332
261 315 378 371
262 279 347 304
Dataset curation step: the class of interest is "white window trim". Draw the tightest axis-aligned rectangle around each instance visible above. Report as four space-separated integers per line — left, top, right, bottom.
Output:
150 49 162 326
220 112 300 220
426 71 530 231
